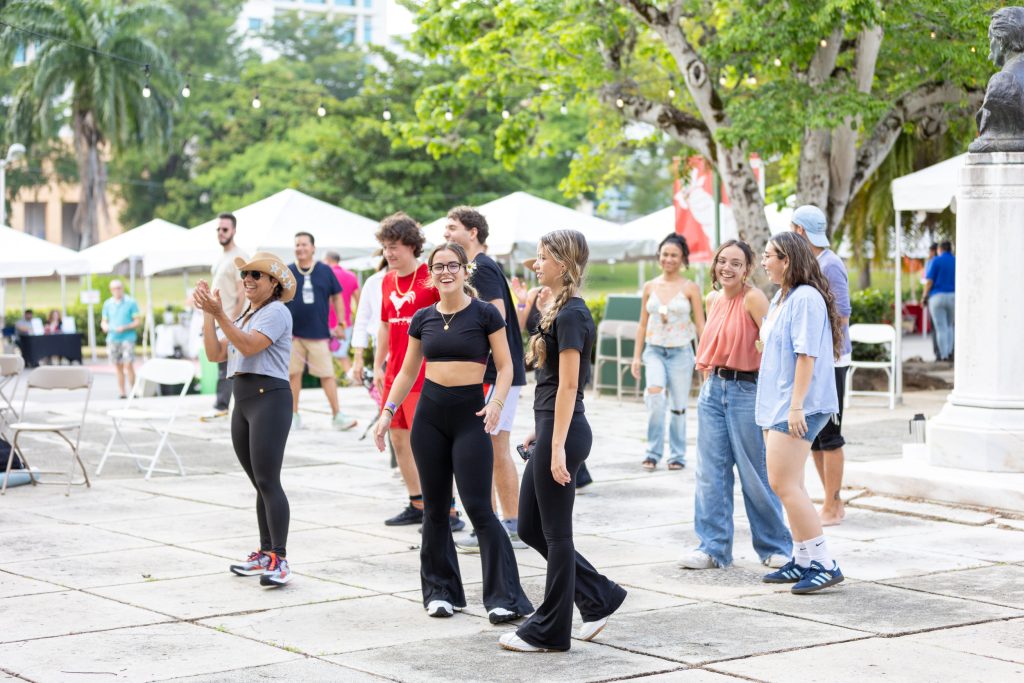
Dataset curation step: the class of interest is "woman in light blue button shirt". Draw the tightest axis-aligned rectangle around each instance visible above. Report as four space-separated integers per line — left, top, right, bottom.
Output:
756 232 846 595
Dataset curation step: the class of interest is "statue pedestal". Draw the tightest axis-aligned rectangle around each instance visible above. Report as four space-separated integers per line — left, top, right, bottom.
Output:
928 152 1024 472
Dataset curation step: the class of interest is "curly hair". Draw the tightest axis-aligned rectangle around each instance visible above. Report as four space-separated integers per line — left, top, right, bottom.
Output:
768 231 843 360
427 242 478 299
525 229 589 368
375 212 425 257
447 206 490 245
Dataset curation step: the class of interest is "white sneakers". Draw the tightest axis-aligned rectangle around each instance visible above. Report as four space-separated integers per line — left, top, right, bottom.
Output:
426 600 460 618
498 632 550 652
577 617 608 641
763 554 789 569
678 549 719 569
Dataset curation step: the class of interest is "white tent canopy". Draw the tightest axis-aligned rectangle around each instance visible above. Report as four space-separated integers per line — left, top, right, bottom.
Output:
146 189 380 274
423 192 641 263
77 218 187 276
0 225 89 278
891 153 966 213
624 202 795 253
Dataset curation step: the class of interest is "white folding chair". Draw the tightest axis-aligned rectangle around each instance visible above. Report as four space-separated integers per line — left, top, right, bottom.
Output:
2 366 93 496
0 354 24 426
846 323 896 410
96 358 196 480
593 319 641 401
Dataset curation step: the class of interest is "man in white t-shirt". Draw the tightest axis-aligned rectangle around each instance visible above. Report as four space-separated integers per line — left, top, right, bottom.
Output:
202 212 249 421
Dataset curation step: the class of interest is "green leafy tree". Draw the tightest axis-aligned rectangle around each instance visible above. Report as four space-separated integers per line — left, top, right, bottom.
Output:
406 0 995 255
0 0 179 248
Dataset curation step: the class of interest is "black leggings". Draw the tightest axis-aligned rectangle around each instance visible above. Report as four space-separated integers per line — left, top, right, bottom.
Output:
231 374 292 556
410 379 533 614
516 410 626 650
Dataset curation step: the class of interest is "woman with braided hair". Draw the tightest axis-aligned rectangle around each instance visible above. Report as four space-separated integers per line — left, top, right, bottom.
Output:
499 230 627 653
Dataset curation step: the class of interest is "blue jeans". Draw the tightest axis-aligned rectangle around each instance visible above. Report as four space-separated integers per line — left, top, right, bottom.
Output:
642 344 694 465
695 375 792 566
928 292 955 360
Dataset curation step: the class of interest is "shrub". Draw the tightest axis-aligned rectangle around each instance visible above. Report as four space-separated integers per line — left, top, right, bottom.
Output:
849 288 896 361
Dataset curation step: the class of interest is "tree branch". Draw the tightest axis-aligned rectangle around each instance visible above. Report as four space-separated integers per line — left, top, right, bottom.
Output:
850 82 984 198
600 86 714 159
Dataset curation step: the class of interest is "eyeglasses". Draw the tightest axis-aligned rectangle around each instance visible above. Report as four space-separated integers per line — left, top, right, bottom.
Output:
217 227 232 233
239 270 263 280
430 262 464 275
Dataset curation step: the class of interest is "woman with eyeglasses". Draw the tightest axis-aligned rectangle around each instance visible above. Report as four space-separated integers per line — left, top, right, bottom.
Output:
757 232 845 594
195 252 298 587
373 242 533 622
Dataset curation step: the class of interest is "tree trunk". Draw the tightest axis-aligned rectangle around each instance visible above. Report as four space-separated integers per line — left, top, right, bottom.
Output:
859 258 871 290
72 110 109 250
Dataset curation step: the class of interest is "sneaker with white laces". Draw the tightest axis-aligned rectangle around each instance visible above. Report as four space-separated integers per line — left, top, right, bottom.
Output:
332 412 357 431
229 550 270 576
577 616 608 641
260 554 292 587
763 554 789 569
426 600 455 618
498 632 550 652
678 549 719 569
291 413 302 431
762 557 806 583
791 560 844 594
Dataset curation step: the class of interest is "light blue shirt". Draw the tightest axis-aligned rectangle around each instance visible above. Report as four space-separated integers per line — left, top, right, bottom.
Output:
102 296 140 343
755 285 838 427
221 301 293 382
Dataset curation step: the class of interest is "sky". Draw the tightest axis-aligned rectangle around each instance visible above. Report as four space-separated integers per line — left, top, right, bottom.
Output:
386 1 416 36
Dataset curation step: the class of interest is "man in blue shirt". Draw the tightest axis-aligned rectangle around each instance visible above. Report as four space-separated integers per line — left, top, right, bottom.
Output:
101 280 141 399
285 231 356 431
791 205 852 527
923 241 955 362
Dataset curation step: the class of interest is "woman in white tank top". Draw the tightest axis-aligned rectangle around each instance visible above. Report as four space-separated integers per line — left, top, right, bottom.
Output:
630 234 705 470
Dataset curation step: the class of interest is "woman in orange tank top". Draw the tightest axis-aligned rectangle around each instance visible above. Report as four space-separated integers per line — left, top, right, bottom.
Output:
677 240 792 571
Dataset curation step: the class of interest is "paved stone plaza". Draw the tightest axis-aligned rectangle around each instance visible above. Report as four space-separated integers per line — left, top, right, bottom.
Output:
2 375 1022 682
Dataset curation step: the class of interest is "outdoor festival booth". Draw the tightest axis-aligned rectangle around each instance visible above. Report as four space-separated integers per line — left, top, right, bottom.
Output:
0 226 89 365
890 153 966 402
77 219 189 361
144 189 381 276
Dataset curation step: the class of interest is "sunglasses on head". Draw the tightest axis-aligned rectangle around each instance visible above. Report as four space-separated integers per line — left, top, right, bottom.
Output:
239 270 264 280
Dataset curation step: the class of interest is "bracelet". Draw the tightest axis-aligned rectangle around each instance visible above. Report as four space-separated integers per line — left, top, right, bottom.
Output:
382 407 395 417
789 407 804 412
490 398 505 409
516 303 526 310
385 401 398 413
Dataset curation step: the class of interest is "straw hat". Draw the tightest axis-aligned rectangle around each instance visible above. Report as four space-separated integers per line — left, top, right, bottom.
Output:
521 257 537 272
233 251 296 303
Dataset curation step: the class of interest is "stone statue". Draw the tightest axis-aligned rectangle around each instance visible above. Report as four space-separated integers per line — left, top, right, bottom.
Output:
971 7 1024 152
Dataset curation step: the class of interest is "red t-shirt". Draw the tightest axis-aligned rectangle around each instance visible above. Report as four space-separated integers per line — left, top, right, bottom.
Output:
381 263 439 391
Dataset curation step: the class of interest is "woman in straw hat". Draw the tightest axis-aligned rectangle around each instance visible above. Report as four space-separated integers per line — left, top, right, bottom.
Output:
195 251 298 587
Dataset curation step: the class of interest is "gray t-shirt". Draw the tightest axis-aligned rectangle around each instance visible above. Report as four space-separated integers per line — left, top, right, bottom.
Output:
220 301 293 381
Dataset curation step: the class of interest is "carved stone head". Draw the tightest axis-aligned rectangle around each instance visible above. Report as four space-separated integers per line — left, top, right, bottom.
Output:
989 7 1024 66
969 7 1024 152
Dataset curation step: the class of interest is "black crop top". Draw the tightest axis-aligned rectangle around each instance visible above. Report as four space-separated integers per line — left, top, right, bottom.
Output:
533 298 595 413
409 298 506 364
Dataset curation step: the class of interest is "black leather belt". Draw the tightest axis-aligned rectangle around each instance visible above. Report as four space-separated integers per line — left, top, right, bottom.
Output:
714 367 758 383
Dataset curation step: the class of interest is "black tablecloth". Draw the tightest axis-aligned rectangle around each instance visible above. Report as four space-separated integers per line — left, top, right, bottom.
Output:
17 334 83 367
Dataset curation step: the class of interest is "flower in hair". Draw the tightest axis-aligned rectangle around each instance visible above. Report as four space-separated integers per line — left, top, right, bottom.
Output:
465 262 477 275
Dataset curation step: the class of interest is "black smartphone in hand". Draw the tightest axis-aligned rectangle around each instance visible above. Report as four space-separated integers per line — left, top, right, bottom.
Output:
516 443 534 461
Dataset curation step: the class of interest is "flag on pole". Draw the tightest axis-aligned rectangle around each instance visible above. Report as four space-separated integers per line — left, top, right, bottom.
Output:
672 157 716 264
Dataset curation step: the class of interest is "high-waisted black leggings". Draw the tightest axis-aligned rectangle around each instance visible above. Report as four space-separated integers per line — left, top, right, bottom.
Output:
231 374 292 556
410 379 533 614
516 410 627 650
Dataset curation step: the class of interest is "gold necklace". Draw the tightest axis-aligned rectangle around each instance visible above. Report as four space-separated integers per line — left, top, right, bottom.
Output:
296 262 314 276
394 269 415 297
440 309 457 331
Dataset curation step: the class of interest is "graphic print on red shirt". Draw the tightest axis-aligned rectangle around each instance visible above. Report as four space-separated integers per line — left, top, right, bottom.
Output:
380 263 439 391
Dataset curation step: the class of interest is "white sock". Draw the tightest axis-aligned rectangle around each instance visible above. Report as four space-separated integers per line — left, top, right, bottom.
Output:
794 541 811 568
805 534 833 567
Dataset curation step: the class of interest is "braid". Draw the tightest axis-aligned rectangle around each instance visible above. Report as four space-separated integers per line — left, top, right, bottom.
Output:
524 229 589 367
526 284 575 367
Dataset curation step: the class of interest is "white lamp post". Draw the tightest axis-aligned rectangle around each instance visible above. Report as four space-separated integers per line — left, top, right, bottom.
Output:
0 143 26 227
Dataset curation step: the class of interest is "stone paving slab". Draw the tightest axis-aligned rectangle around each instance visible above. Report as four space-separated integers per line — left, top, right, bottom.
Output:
825 535 992 581
0 622 296 682
0 522 158 562
824 507 970 542
608 560 789 602
851 495 997 525
158 657 391 682
885 563 1024 609
515 533 687 572
629 671 743 682
326 629 681 682
199 594 494 656
0 569 65 599
2 545 230 589
90 572 373 620
0 590 169 643
904 617 1024 665
727 582 1023 636
873 525 1024 563
24 492 232 525
996 517 1024 531
709 636 1024 682
603 602 865 665
95 508 324 545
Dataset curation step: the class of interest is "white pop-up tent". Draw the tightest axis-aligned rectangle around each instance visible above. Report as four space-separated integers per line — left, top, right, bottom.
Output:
889 153 966 402
624 202 795 246
145 189 380 274
422 192 644 268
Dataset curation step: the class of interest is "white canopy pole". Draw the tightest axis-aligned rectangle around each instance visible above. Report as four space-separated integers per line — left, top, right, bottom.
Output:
86 273 96 362
145 275 155 360
894 211 903 403
0 279 5 336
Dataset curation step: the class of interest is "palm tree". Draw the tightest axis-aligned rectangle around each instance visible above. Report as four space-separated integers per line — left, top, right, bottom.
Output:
1 0 178 249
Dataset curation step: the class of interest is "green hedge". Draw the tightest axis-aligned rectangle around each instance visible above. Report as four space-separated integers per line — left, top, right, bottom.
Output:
6 301 185 348
849 288 896 361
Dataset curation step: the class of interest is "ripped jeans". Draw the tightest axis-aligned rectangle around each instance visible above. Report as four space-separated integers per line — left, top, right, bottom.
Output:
642 344 694 466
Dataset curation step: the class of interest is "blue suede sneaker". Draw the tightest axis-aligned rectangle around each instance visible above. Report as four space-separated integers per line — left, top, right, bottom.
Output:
791 560 844 594
762 557 806 583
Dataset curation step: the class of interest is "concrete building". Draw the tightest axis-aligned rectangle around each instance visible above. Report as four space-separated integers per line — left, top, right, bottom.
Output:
237 0 389 53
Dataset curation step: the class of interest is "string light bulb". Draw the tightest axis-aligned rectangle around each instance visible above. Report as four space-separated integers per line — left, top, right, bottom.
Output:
317 103 327 117
971 46 977 53
501 109 511 120
252 94 261 109
382 108 392 121
747 76 757 85
667 87 676 98
559 102 568 115
719 76 727 86
181 83 191 98
141 64 151 98
615 97 625 108
930 31 937 39
773 57 782 67
444 108 453 122
820 39 828 47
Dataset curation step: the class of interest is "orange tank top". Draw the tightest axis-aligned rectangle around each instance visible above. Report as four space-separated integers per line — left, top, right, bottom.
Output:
695 286 762 372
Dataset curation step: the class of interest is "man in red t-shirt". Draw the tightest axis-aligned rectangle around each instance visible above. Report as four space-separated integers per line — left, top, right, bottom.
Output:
373 213 441 527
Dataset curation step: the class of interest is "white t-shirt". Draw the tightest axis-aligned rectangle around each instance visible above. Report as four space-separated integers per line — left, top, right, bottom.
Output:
212 244 249 318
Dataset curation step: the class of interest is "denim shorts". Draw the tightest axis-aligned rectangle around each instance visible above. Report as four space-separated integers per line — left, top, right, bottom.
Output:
768 411 833 443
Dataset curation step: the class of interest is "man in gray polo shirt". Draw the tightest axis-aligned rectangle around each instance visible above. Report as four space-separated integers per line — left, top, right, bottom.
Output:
791 205 852 527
